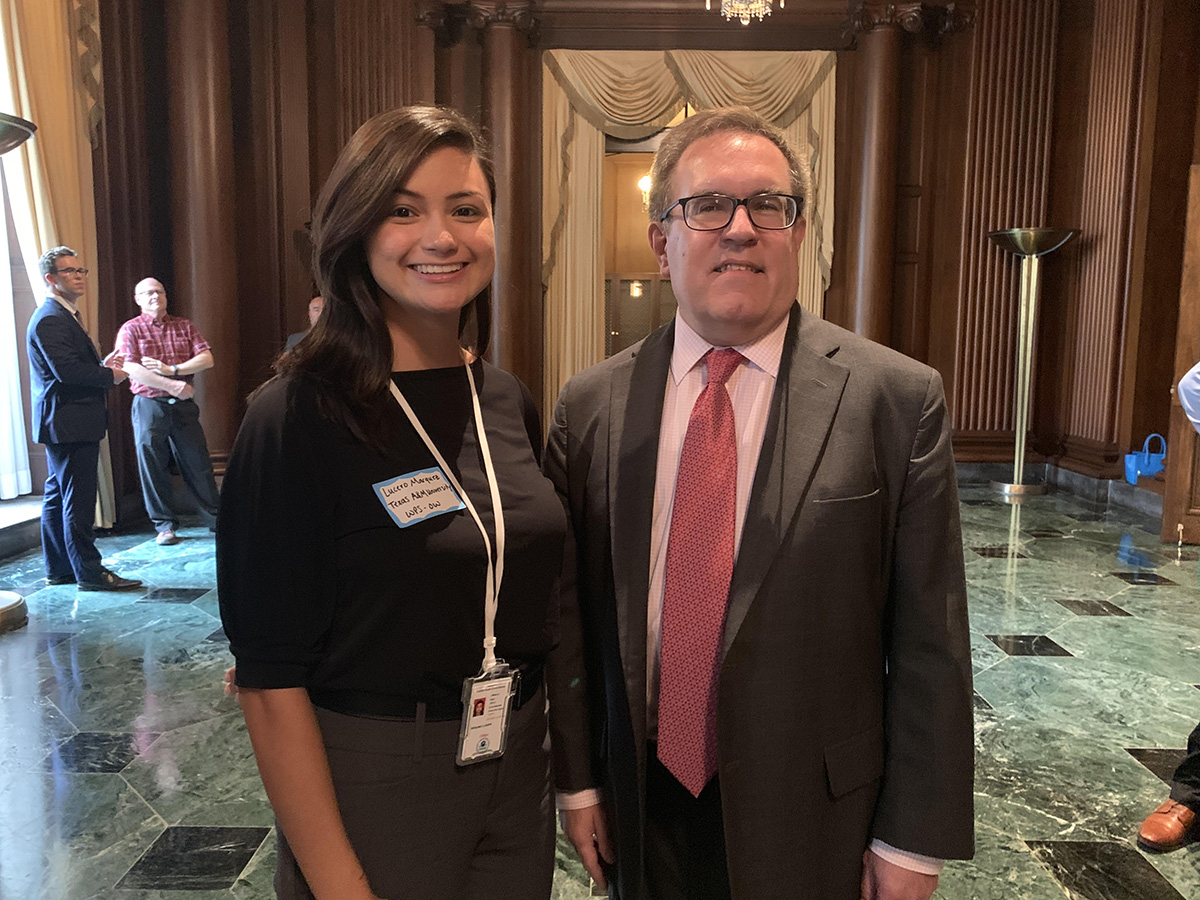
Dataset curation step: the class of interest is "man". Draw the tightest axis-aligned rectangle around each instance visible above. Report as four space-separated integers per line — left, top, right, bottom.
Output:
284 295 323 351
545 108 974 900
115 277 220 546
26 246 142 591
1137 360 1200 852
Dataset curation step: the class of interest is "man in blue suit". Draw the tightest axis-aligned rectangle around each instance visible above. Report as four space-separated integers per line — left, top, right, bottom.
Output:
26 246 142 591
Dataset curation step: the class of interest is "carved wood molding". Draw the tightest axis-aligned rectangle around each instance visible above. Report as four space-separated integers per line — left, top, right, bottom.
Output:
848 1 975 38
464 1 538 33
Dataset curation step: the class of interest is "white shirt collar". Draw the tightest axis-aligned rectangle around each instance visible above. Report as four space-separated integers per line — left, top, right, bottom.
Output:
51 294 80 318
669 308 790 385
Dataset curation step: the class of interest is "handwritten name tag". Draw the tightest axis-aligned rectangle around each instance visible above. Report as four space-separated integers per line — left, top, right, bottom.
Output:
373 467 465 528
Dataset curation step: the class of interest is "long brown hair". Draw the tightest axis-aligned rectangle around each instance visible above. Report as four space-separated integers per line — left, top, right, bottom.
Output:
277 106 495 445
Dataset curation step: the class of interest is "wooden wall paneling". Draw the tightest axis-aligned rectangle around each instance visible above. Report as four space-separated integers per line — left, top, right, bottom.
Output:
947 0 1058 461
1058 0 1146 476
334 0 426 145
94 0 155 510
1036 0 1093 460
892 39 938 364
923 24 973 416
536 0 852 51
1126 0 1200 450
230 0 313 407
308 0 342 201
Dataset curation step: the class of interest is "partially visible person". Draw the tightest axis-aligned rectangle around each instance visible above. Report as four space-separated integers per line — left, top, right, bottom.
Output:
27 246 142 591
284 295 324 350
1137 360 1200 852
114 278 221 546
218 106 564 900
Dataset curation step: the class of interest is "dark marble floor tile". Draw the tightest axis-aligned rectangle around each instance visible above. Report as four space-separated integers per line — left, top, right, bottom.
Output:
138 587 209 604
1055 597 1133 616
117 825 270 890
1028 528 1067 538
973 691 994 711
1026 840 1186 900
1070 512 1108 522
203 626 227 644
1112 571 1178 586
1126 748 1189 787
47 731 159 774
985 634 1073 657
972 546 1028 558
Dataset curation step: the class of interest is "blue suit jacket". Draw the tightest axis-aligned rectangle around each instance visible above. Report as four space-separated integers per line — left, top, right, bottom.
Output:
26 297 114 445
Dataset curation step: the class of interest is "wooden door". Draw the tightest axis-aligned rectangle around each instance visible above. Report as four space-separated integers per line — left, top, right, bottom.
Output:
1163 166 1200 542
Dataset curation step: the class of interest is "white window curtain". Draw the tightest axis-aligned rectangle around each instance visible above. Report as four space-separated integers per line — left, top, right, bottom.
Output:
0 170 30 499
0 0 113 522
541 48 837 414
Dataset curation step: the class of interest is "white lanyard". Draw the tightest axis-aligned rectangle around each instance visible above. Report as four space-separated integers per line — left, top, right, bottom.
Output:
388 362 506 671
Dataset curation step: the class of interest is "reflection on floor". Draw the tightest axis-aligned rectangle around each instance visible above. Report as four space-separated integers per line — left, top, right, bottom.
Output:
2 486 1200 898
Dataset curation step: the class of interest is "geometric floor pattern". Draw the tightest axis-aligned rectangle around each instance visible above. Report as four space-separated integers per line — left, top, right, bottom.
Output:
2 482 1200 898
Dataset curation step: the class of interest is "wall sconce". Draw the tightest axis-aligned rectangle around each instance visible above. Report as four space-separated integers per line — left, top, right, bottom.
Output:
630 281 643 298
638 174 652 209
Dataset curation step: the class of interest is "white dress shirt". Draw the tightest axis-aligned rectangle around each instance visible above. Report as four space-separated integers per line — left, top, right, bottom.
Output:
556 312 942 877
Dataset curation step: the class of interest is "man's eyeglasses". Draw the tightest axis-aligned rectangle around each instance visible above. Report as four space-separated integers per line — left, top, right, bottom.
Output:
659 193 804 231
53 267 89 276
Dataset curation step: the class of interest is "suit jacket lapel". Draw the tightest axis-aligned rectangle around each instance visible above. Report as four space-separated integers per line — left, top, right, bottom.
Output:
722 307 850 658
609 321 674 742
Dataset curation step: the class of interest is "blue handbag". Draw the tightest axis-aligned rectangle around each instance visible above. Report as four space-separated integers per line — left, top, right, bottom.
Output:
1124 433 1166 485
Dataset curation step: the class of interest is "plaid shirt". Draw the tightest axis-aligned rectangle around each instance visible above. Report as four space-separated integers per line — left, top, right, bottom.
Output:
115 313 211 399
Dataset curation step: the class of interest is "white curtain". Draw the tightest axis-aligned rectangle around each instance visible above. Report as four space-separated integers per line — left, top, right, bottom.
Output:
542 49 837 410
0 170 30 499
542 67 607 416
0 0 113 522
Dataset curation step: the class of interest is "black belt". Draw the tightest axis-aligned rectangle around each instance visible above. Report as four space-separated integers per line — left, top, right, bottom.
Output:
309 663 544 722
140 394 192 406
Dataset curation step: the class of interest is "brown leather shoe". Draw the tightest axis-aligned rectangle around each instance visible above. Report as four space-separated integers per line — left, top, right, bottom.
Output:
1138 799 1199 851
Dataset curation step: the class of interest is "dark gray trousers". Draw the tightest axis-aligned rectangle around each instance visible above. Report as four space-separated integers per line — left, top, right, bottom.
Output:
275 688 554 900
1171 719 1200 811
131 395 219 532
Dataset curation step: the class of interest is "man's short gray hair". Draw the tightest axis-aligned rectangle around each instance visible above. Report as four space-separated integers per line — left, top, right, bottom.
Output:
647 107 811 227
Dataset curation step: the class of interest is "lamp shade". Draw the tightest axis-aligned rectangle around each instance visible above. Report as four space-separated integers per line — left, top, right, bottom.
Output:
0 113 36 156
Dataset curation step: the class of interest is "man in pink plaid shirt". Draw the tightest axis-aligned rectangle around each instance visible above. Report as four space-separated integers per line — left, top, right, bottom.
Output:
114 277 220 546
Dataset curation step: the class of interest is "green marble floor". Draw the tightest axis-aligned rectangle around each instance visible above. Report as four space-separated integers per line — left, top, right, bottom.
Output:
1 485 1200 899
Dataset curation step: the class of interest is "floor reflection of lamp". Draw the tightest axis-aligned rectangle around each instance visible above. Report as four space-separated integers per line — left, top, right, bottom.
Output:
988 227 1077 499
0 112 36 635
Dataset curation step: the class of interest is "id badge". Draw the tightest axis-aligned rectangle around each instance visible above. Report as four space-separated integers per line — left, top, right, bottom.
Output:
456 663 519 766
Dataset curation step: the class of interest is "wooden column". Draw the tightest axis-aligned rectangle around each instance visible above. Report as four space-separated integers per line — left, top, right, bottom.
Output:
165 0 240 465
850 20 902 345
470 2 541 403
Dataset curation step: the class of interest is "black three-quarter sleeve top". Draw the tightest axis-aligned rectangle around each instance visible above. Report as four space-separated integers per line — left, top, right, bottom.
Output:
217 360 566 716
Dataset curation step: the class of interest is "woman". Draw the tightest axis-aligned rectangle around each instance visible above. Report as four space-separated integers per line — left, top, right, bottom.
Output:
217 106 564 900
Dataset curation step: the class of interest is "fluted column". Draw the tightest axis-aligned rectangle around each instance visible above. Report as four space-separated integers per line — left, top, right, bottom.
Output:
468 2 541 405
165 0 240 465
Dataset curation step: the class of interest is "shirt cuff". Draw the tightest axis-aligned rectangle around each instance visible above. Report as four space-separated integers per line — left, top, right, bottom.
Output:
869 840 944 876
556 788 604 811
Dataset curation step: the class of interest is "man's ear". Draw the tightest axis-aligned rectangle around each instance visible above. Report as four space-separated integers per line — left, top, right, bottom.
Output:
648 222 670 278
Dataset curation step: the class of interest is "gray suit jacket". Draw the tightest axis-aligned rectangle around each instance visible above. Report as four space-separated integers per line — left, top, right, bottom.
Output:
545 305 974 899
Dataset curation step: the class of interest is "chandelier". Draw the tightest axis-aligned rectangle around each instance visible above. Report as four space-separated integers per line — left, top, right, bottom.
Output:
706 0 781 26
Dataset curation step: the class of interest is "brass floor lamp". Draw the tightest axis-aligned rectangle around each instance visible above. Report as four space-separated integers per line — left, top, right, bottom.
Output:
987 227 1077 498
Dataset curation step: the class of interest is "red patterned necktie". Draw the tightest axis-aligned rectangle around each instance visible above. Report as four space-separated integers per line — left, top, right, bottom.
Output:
657 347 743 797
